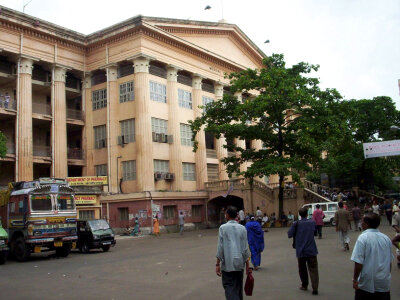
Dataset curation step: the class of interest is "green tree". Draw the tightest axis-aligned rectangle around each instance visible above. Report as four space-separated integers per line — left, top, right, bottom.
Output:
190 54 342 216
0 131 6 158
319 96 400 191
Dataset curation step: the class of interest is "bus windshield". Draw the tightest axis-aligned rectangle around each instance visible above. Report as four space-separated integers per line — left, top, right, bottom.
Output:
57 195 75 211
31 195 52 211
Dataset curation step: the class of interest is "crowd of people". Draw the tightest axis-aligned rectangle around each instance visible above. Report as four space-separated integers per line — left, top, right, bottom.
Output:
216 201 399 300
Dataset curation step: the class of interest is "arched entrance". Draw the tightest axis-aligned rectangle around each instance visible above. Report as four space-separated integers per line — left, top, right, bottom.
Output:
207 195 244 223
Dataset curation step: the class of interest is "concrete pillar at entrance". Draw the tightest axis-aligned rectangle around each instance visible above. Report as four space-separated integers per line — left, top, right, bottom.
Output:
132 55 154 191
106 65 119 193
53 66 68 178
83 74 94 176
214 83 228 181
192 75 207 189
17 57 34 181
167 65 183 190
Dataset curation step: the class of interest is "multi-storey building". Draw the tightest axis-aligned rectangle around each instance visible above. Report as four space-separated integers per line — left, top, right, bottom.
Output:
0 6 303 230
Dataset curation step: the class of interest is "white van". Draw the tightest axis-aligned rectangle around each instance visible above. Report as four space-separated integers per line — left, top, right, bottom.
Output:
301 202 339 226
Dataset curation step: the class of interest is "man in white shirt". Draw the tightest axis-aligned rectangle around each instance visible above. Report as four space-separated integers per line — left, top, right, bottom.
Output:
178 211 185 235
256 206 263 224
351 213 393 300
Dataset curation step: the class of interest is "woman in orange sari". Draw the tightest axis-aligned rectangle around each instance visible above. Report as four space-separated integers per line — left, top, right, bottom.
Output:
153 215 160 236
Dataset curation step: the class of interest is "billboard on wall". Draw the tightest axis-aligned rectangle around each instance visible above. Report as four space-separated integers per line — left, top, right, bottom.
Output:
66 176 108 186
75 195 97 205
363 140 400 159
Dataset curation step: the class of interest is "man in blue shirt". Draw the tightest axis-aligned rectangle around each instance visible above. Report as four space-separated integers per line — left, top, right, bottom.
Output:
216 206 250 300
288 207 319 295
351 213 392 300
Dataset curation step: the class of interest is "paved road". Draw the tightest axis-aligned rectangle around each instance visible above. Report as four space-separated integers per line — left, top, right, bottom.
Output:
0 223 399 300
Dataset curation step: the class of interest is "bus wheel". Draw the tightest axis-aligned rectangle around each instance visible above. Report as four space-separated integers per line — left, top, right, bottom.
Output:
13 237 30 262
56 244 71 257
102 245 110 252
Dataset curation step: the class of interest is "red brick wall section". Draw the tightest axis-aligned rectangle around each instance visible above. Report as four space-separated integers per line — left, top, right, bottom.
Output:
102 199 206 229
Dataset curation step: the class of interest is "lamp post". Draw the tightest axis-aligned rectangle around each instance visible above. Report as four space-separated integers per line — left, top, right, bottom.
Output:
145 191 153 234
116 156 122 193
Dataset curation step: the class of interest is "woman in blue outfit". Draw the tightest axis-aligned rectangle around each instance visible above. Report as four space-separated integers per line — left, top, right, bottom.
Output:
245 215 265 270
131 217 140 236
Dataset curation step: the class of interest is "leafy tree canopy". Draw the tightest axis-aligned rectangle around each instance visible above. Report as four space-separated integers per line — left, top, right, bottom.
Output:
190 54 343 215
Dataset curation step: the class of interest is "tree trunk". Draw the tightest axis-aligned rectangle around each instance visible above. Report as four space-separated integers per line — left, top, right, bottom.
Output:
278 173 284 218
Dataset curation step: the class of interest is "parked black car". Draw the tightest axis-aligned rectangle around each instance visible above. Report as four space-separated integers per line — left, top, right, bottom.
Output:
77 219 116 253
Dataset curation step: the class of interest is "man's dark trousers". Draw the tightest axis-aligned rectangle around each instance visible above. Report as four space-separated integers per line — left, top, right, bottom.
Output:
355 289 390 300
221 270 244 300
298 256 319 291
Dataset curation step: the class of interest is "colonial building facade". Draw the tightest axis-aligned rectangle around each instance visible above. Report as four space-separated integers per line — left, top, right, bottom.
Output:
0 6 303 230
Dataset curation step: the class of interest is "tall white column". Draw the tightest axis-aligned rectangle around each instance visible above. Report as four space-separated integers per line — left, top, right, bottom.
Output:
131 55 154 191
192 75 207 189
167 65 183 190
214 83 229 180
17 57 34 181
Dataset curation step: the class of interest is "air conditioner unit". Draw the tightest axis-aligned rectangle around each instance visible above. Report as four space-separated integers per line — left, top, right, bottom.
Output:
154 172 163 181
152 132 157 142
162 134 169 143
117 136 123 145
100 139 106 148
167 135 173 144
165 173 175 180
157 133 163 143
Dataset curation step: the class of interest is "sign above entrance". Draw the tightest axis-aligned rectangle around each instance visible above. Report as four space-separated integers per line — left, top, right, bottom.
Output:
66 176 108 186
75 195 97 205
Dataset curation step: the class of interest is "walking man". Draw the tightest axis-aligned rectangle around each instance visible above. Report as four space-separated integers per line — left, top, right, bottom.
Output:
179 211 185 234
351 213 393 299
335 201 352 251
312 204 325 238
392 209 400 268
245 215 264 270
238 208 245 226
352 203 362 231
288 207 319 295
216 206 251 300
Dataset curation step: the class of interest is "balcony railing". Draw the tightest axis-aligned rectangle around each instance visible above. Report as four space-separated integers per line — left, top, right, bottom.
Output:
0 98 17 110
33 145 51 157
67 108 83 120
206 149 217 159
32 103 51 116
177 74 192 86
149 65 167 79
6 143 15 154
67 148 83 160
202 82 214 93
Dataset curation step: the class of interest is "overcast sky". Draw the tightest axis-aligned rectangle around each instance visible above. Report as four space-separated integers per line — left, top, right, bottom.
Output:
1 0 399 107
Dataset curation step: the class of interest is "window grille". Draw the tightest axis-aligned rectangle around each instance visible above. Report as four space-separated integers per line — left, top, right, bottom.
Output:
164 205 176 219
178 89 192 109
149 65 167 78
120 119 135 143
94 125 107 149
150 81 167 103
95 164 107 176
154 160 169 174
79 210 95 220
92 89 107 110
192 205 202 217
122 160 136 181
183 163 196 181
119 81 134 103
151 118 168 135
180 123 193 146
118 207 129 221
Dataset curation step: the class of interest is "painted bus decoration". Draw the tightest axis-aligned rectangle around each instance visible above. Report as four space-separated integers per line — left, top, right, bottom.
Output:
0 178 77 261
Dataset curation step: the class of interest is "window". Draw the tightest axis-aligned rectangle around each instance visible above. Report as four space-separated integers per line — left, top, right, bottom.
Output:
205 132 215 149
57 195 75 211
79 210 95 220
183 163 196 181
92 89 107 110
192 205 202 217
164 205 176 220
178 89 192 109
151 118 168 134
202 96 213 112
94 125 107 149
150 81 167 103
154 160 169 174
95 164 107 176
123 160 136 181
120 119 135 143
180 123 193 146
119 81 134 103
31 195 52 211
118 207 129 221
